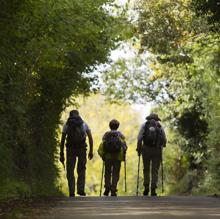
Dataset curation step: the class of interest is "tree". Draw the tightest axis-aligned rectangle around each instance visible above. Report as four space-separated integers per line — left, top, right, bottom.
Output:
102 0 220 193
0 0 128 199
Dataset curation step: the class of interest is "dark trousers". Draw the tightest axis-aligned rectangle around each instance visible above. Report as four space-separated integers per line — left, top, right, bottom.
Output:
142 146 162 190
104 159 121 192
66 147 87 195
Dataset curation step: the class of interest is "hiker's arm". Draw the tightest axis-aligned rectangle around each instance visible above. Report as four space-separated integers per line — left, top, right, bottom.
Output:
161 128 167 147
87 129 93 160
137 140 142 155
98 142 105 160
60 133 66 164
120 133 127 152
136 124 144 155
102 131 108 141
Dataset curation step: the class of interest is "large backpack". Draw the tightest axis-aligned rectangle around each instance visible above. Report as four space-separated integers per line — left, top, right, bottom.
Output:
103 131 122 153
66 116 86 148
143 119 161 147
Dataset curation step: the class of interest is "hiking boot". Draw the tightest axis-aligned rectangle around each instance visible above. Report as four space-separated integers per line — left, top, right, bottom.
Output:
69 193 75 197
103 190 110 196
151 189 157 196
111 191 117 196
77 191 86 196
143 189 149 196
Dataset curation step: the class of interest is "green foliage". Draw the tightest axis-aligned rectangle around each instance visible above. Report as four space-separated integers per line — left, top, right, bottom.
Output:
102 0 220 194
0 0 128 199
0 179 31 201
137 0 196 55
191 0 220 31
102 52 156 103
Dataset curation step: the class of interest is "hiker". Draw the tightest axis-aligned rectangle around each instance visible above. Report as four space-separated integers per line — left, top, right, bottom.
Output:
60 110 93 197
98 119 127 196
136 113 166 196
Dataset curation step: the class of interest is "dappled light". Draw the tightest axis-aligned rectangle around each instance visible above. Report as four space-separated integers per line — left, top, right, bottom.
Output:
1 0 220 218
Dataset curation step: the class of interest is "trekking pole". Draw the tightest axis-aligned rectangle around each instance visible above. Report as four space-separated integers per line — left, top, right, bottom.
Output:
136 154 141 196
124 156 127 192
161 152 164 193
100 161 104 196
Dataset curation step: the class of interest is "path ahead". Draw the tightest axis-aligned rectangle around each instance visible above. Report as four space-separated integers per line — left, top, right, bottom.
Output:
44 196 220 219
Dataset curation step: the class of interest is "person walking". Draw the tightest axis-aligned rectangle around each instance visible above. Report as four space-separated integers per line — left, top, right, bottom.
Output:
60 110 93 197
98 119 127 196
137 113 166 196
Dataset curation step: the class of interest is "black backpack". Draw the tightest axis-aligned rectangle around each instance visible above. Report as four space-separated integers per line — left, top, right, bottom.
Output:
66 116 86 148
143 119 161 147
103 131 122 153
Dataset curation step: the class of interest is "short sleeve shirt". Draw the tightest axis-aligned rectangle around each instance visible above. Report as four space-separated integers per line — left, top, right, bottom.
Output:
62 122 91 135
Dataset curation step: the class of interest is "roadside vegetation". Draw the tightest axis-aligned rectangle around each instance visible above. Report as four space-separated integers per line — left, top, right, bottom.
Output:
0 0 219 202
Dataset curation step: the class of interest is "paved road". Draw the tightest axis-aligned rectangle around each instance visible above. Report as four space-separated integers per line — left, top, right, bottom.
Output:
43 196 220 219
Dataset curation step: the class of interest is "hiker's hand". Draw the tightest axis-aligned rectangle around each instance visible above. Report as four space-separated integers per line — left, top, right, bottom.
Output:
60 152 65 164
136 148 141 156
88 151 93 160
123 150 127 159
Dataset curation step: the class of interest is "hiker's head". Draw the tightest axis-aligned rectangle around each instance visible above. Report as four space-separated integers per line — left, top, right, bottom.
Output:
146 113 161 121
109 119 120 130
69 110 79 117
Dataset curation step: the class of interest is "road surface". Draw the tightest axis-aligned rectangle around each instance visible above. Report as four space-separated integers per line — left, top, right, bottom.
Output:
41 196 220 219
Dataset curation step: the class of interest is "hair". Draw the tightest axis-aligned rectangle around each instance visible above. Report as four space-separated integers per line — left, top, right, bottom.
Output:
109 119 120 130
69 110 79 117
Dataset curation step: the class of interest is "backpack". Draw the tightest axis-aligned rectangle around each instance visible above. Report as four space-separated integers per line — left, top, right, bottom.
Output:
103 131 122 153
66 116 86 148
143 119 161 147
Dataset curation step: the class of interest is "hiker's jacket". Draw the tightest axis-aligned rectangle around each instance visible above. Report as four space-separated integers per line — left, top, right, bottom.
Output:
98 130 127 161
